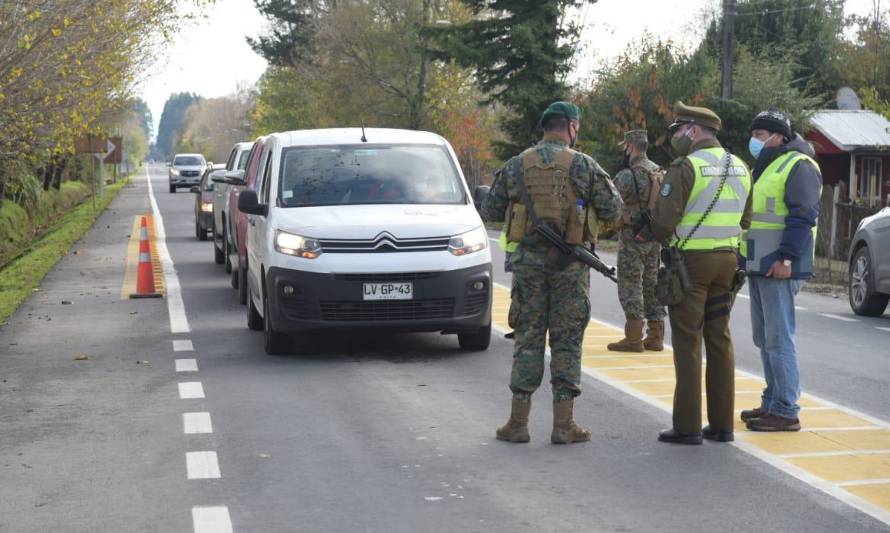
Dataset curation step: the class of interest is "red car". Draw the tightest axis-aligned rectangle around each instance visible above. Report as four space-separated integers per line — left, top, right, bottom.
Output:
227 136 269 304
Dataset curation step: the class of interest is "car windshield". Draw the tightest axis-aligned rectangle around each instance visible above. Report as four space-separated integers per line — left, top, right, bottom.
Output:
278 144 465 207
174 156 204 166
237 150 250 170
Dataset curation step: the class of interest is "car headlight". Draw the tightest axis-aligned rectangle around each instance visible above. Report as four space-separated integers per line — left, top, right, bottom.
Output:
275 230 322 259
200 202 213 213
449 226 488 256
170 169 180 176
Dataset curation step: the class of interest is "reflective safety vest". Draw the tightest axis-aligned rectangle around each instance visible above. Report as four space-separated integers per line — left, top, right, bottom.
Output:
498 230 519 253
674 147 752 251
742 152 821 275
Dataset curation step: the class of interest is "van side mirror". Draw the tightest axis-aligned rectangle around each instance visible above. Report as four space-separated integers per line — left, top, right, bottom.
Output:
225 169 246 186
473 185 490 211
238 189 267 216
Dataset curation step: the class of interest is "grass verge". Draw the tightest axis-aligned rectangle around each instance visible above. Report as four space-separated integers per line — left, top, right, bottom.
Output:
0 177 130 325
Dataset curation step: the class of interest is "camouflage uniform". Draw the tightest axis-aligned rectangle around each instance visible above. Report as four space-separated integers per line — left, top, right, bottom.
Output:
483 134 622 402
613 156 666 322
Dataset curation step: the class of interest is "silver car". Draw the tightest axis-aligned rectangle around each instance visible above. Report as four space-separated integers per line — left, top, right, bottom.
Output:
848 196 890 316
168 153 207 193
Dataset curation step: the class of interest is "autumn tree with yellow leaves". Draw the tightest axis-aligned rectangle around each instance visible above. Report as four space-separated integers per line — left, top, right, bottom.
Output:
0 0 207 200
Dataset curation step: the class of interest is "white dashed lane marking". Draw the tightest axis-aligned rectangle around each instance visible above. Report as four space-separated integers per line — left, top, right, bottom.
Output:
192 506 233 533
179 382 205 399
174 339 195 352
183 412 213 434
176 359 199 372
186 451 221 480
819 313 859 323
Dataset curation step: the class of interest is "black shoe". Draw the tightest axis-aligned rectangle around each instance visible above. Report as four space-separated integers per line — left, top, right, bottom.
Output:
702 425 734 442
658 428 703 445
504 331 515 339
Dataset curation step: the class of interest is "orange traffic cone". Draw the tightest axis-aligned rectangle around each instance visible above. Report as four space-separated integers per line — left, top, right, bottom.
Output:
130 216 162 299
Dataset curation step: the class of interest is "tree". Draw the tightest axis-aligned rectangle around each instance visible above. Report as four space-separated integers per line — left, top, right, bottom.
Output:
701 0 846 99
431 0 595 158
248 0 330 67
251 67 327 135
579 41 715 170
154 93 201 161
178 94 254 162
130 99 154 143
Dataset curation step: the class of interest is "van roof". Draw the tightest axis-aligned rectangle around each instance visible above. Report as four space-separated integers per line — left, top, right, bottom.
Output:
272 128 446 148
234 142 253 150
174 153 205 158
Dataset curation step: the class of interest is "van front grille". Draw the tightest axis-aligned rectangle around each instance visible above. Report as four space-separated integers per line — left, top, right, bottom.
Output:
319 298 455 322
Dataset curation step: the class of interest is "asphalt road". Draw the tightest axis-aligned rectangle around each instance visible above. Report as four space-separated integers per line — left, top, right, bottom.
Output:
0 164 888 532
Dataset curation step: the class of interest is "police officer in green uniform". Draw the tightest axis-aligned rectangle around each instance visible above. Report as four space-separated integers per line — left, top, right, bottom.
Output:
649 102 753 445
482 101 622 444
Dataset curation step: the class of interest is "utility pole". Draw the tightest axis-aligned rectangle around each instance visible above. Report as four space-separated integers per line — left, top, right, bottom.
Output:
721 0 736 100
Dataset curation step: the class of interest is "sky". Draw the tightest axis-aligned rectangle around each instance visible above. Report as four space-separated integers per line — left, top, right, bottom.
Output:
138 0 880 140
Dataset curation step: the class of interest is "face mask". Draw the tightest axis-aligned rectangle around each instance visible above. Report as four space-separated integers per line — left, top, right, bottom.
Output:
622 150 631 168
670 129 694 157
748 134 775 160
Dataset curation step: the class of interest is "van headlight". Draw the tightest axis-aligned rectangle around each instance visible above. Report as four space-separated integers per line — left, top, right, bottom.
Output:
275 230 322 259
449 226 488 256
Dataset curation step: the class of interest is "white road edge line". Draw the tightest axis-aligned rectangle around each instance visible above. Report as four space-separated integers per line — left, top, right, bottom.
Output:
780 449 890 459
818 313 859 323
176 359 199 372
186 451 221 480
183 412 213 434
145 166 191 334
192 506 233 533
174 339 194 352
491 281 890 527
179 382 205 400
838 478 890 487
877 327 890 333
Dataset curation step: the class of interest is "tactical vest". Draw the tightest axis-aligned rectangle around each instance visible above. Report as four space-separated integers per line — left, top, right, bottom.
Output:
674 147 752 251
505 148 585 245
621 159 664 226
742 152 821 276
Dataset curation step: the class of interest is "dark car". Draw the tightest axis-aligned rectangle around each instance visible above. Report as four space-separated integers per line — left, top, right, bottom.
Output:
848 195 890 316
192 164 226 241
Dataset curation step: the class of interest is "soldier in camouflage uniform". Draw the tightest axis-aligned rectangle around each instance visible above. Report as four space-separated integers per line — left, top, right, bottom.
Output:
608 130 667 353
482 102 623 444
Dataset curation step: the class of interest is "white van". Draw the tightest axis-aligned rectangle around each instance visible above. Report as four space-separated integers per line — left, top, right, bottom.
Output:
238 128 493 355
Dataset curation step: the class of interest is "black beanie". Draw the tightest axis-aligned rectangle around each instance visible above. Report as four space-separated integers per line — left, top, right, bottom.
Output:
750 109 792 140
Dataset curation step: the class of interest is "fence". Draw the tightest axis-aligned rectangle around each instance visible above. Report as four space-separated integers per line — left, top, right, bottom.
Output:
817 184 883 261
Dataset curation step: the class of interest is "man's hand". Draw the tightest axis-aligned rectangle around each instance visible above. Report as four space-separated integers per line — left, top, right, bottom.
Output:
765 260 792 279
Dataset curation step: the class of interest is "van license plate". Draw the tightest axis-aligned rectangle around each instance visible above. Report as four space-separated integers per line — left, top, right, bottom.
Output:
363 282 413 301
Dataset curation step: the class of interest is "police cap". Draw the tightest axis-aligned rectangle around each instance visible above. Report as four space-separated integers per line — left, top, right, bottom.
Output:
668 101 722 134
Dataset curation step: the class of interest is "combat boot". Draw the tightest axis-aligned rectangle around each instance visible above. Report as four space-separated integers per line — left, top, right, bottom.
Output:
607 319 644 352
551 399 591 444
643 320 665 351
496 399 531 443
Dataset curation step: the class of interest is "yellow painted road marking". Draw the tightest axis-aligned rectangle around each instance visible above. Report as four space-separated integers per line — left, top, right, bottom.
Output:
491 283 890 525
120 215 166 299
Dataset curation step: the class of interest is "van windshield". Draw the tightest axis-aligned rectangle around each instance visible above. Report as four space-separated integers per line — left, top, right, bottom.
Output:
278 145 466 207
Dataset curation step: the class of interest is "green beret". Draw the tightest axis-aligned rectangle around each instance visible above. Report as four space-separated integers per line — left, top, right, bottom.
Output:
669 101 722 132
618 129 649 147
540 101 581 127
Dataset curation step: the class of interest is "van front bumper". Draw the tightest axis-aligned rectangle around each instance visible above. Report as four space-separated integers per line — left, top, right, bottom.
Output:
265 264 492 334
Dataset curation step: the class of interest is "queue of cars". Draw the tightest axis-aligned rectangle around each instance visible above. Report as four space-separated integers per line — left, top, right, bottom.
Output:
187 129 493 355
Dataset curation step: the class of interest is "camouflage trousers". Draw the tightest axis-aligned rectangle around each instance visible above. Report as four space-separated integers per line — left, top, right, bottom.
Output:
508 251 590 402
617 237 666 321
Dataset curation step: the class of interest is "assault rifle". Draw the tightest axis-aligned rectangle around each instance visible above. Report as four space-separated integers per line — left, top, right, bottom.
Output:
535 223 619 284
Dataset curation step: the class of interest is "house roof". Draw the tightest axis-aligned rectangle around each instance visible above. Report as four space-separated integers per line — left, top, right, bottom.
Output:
808 110 890 152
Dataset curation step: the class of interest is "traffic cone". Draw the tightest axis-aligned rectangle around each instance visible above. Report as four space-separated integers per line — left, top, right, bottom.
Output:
131 216 162 299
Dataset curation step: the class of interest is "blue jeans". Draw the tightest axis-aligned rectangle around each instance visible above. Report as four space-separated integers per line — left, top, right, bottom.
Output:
748 276 805 419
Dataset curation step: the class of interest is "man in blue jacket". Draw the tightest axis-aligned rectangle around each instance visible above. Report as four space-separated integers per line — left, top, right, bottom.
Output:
742 110 822 432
